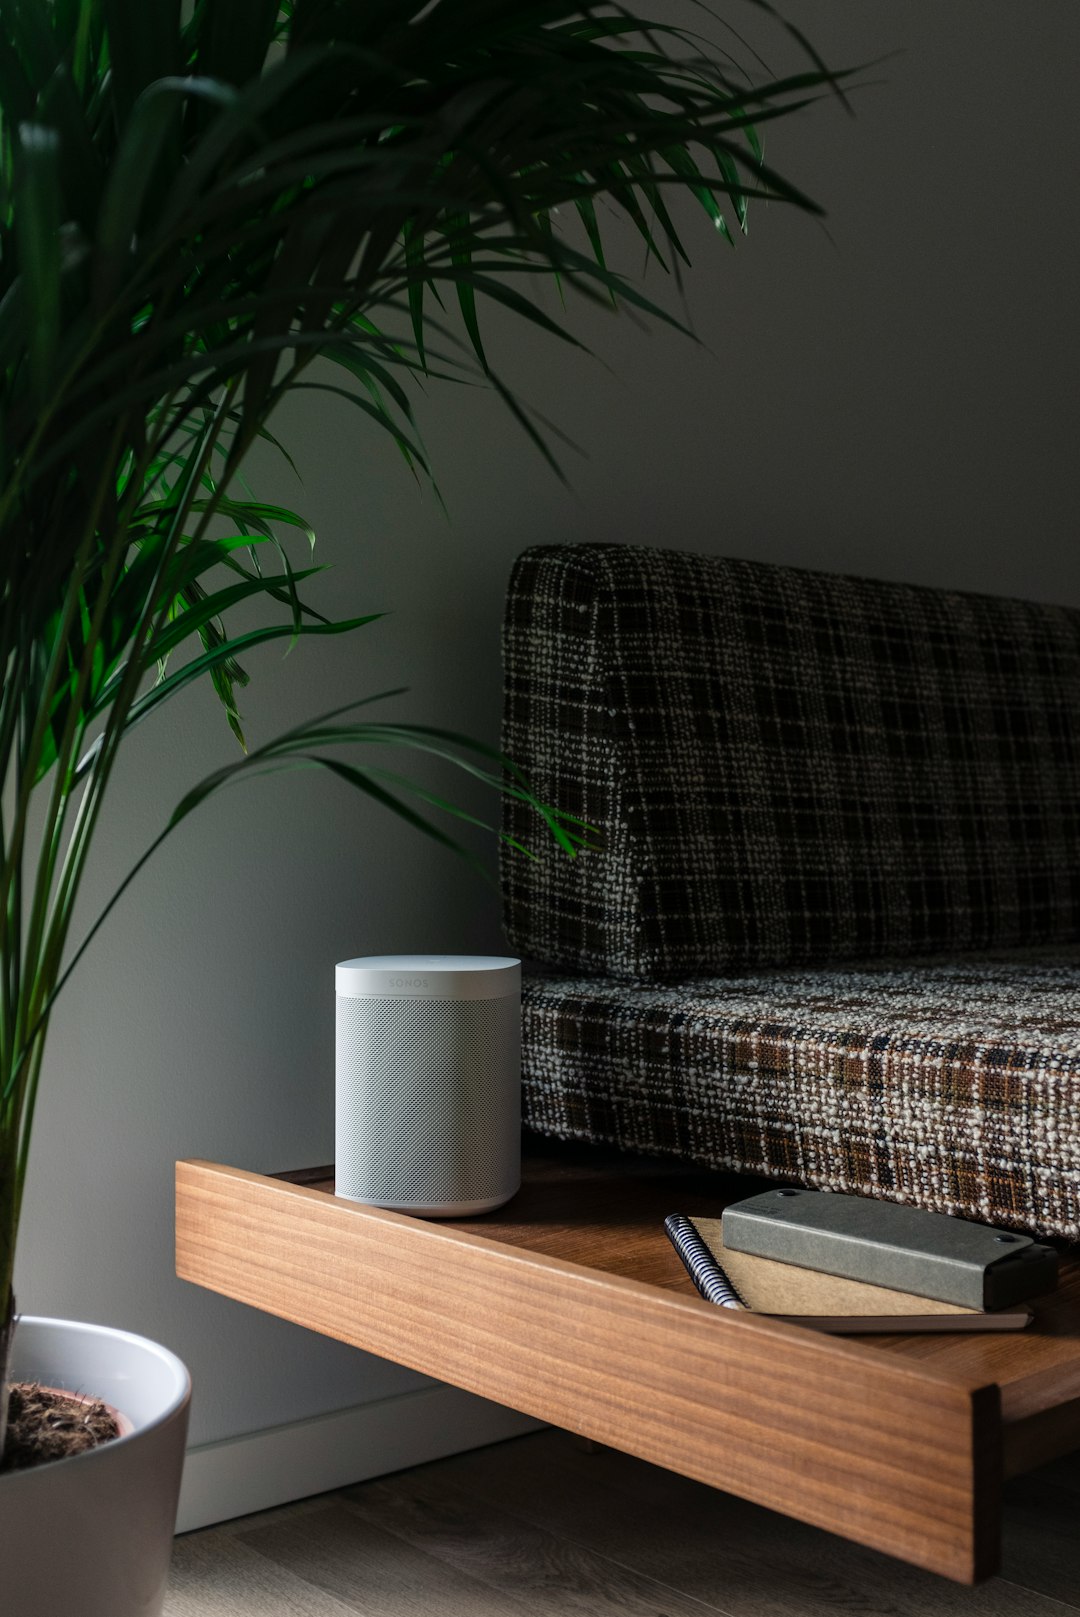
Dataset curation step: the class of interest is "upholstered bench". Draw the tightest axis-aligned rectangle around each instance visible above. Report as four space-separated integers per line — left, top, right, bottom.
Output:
501 544 1080 1240
175 544 1080 1581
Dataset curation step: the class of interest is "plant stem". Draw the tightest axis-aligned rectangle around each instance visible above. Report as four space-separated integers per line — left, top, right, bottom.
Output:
0 1301 12 1466
0 1166 15 1465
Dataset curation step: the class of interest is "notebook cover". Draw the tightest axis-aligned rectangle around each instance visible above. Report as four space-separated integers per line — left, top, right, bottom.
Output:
687 1218 1032 1333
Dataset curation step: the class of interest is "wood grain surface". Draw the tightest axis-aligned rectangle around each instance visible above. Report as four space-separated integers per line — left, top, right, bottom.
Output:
275 1152 1080 1423
176 1152 1004 1581
274 1150 1080 1433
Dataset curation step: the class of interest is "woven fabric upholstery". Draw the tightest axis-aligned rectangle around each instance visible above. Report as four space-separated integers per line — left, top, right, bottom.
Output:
502 545 1080 981
521 951 1080 1239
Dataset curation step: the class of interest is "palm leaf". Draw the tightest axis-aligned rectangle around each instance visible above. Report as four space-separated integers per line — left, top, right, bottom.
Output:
0 0 846 1342
13 124 62 405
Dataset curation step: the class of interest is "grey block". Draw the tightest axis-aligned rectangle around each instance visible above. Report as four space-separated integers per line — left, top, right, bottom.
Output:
721 1188 1059 1310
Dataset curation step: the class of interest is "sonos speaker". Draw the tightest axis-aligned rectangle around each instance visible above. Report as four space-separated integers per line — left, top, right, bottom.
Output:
335 954 521 1216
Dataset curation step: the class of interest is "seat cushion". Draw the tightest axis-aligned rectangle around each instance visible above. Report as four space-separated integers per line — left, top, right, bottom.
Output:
502 545 1080 981
521 950 1080 1239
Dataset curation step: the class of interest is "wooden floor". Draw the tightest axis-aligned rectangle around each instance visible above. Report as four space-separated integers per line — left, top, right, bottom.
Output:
165 1429 1080 1616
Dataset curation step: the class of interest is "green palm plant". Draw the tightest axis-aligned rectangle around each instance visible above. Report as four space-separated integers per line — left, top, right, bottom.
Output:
0 0 840 1453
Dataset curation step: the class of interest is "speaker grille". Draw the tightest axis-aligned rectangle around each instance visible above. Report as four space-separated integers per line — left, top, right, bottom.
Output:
335 994 520 1208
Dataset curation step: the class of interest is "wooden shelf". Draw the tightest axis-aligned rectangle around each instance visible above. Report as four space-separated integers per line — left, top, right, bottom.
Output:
175 1144 1080 1585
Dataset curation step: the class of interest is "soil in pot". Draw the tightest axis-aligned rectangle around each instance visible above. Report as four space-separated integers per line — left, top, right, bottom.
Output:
0 1382 122 1473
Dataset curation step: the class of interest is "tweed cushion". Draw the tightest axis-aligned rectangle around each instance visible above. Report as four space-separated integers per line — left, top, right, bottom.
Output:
501 545 1080 981
520 951 1080 1239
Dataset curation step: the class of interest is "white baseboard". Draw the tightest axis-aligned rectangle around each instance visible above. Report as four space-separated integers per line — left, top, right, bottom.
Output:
176 1384 544 1534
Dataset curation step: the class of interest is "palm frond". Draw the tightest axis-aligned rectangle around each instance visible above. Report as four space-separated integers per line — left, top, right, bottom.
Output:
0 0 846 1351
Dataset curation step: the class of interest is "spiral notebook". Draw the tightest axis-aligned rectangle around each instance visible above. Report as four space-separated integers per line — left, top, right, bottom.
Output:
665 1214 1033 1333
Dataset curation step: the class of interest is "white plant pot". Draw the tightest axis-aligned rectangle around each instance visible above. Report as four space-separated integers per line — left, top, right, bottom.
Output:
0 1316 191 1617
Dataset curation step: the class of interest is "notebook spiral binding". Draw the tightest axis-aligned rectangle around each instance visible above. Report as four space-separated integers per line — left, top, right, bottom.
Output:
664 1213 747 1309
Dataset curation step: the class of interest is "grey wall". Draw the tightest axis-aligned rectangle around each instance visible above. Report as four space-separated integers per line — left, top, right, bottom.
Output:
16 2 1080 1451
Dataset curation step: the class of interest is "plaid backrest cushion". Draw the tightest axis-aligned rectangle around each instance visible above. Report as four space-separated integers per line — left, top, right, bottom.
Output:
501 543 1080 980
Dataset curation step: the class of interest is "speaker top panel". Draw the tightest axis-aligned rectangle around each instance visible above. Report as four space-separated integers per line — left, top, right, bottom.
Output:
335 954 521 1000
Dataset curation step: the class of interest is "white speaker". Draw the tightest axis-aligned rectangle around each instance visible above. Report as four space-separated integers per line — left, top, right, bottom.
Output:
335 954 521 1216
